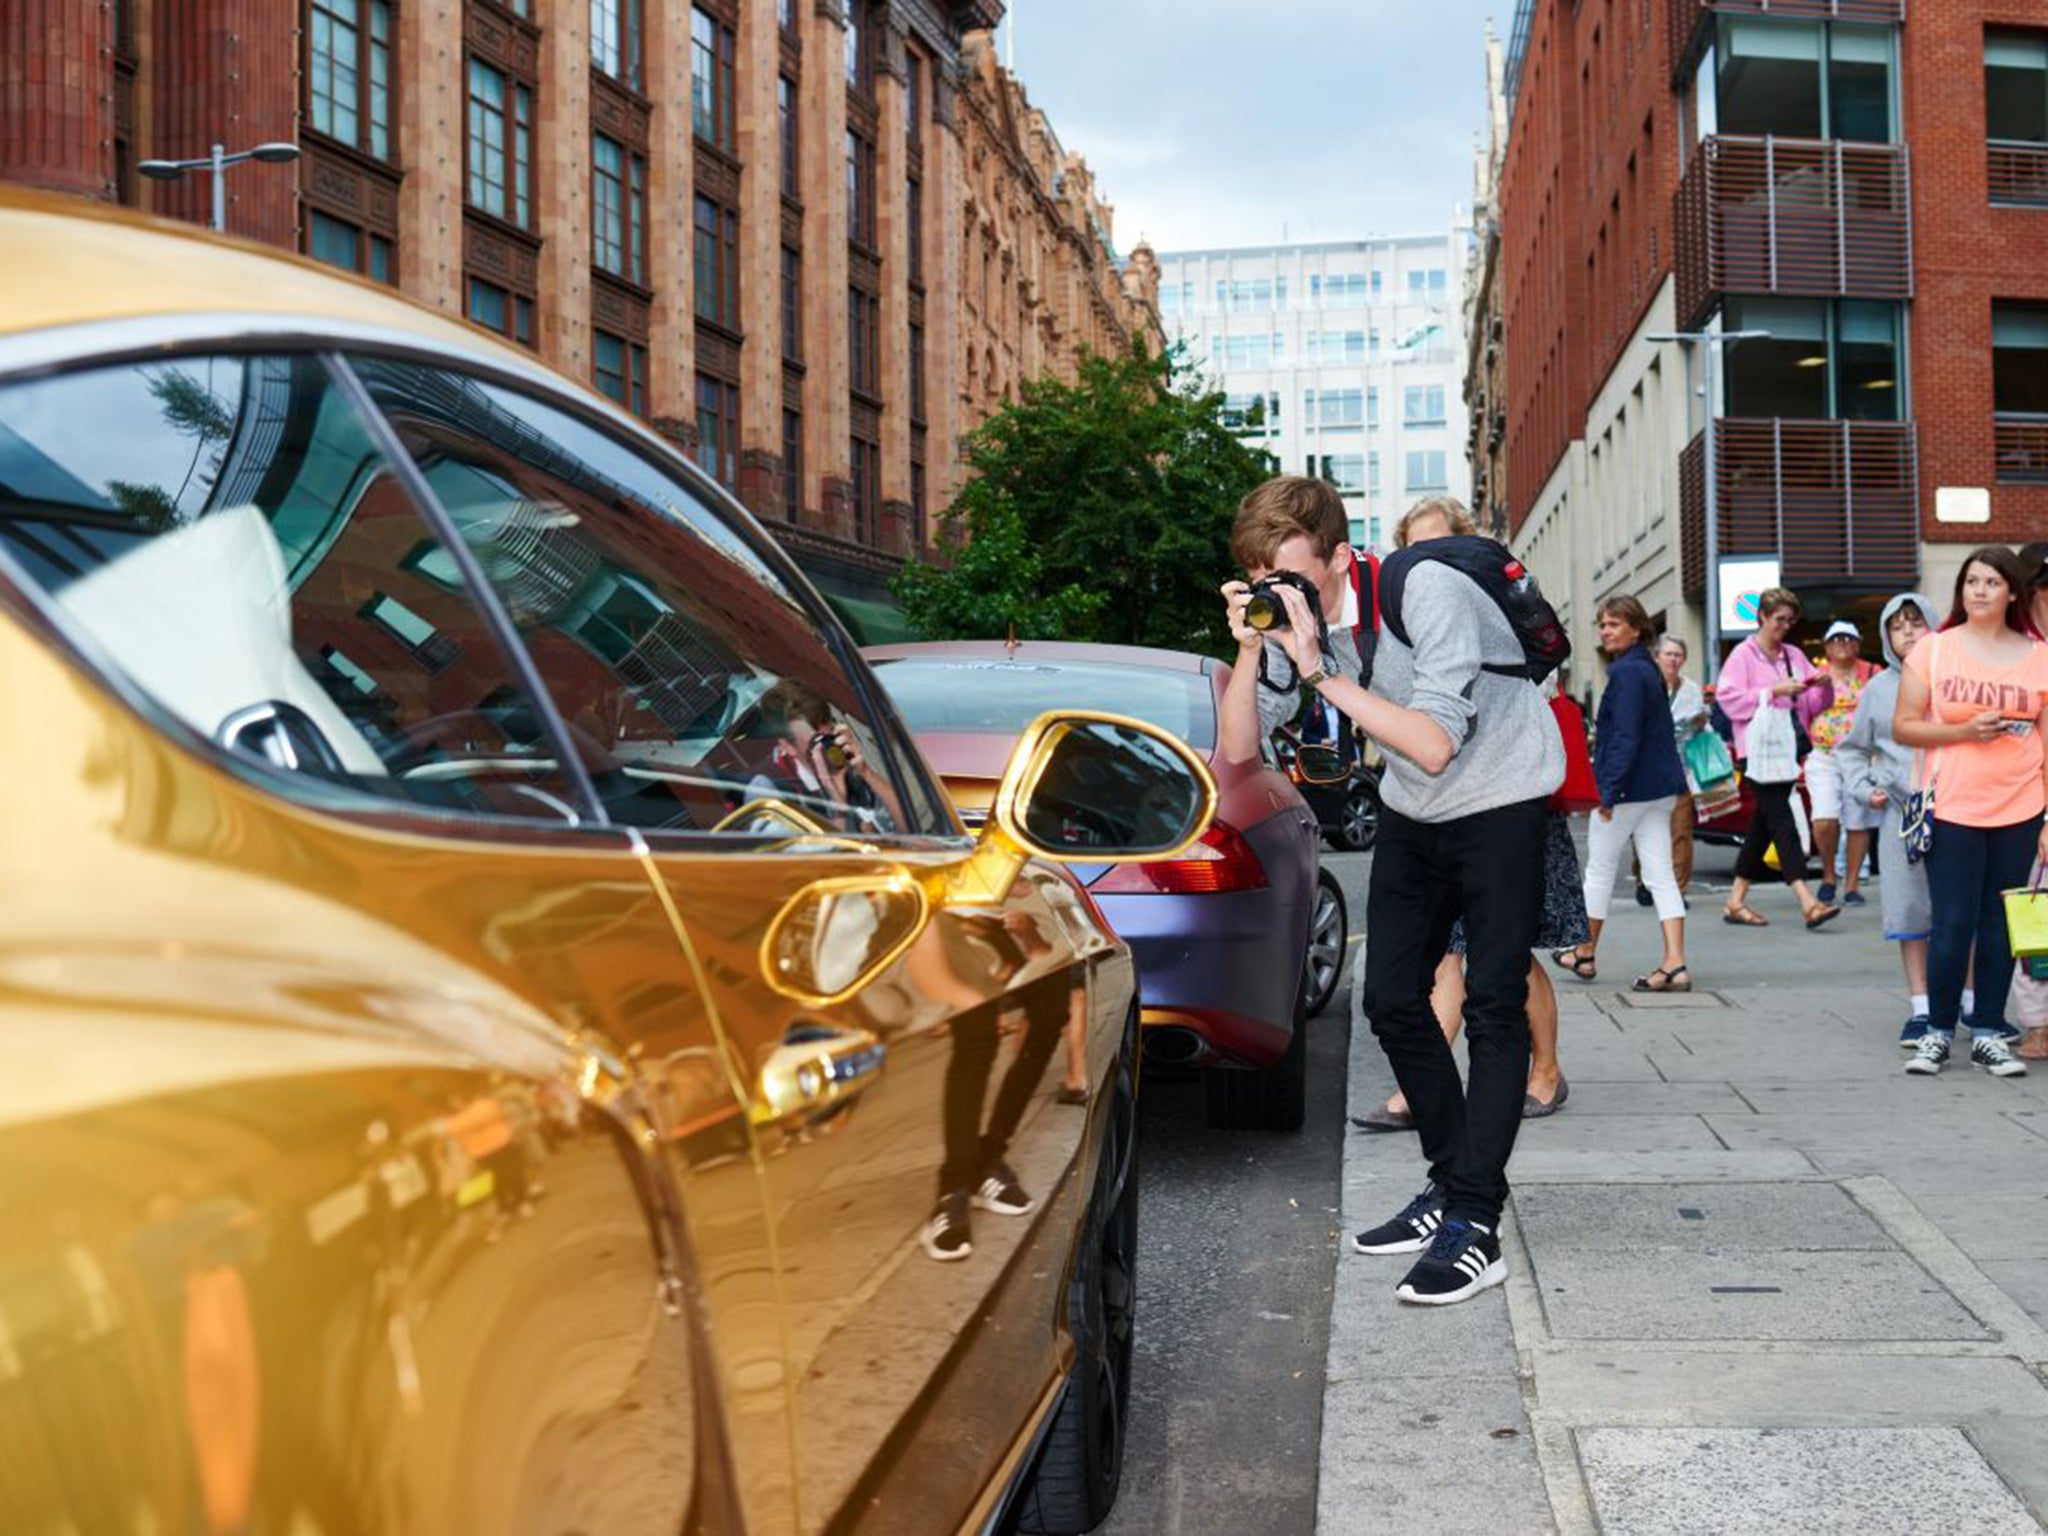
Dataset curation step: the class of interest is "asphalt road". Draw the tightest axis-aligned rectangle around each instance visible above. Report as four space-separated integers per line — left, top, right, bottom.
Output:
1096 850 1371 1536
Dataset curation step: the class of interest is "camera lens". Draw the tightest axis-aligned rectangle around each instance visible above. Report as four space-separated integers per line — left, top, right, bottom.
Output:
820 737 851 771
1244 592 1283 631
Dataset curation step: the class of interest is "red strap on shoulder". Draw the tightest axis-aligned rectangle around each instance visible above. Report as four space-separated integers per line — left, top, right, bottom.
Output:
1350 550 1379 645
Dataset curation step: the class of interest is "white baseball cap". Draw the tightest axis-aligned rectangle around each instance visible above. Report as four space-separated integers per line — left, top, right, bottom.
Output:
1823 620 1861 642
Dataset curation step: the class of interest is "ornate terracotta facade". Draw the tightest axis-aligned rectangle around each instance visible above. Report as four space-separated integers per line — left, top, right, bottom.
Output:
0 0 1159 607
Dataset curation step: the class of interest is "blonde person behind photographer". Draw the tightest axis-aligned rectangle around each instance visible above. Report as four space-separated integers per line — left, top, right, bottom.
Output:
1218 479 1563 1307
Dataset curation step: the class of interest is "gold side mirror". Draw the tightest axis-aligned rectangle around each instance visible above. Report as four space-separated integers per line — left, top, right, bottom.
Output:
761 871 929 1007
946 711 1218 905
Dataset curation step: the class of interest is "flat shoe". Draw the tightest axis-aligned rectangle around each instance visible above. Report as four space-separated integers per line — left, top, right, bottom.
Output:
1804 904 1842 930
1350 1105 1416 1133
1055 1084 1089 1106
1633 965 1692 993
1722 906 1769 927
1522 1077 1569 1118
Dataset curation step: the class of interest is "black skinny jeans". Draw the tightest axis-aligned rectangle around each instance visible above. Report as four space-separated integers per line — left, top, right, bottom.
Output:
1734 775 1810 886
1925 814 2044 1036
1362 796 1548 1228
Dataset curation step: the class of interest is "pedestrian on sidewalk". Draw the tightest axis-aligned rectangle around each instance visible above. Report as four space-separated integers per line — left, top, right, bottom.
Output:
1806 621 1881 906
1632 635 1709 905
1557 596 1691 992
1352 503 1577 1132
1715 588 1841 931
1838 593 1941 1049
1895 546 2048 1079
1218 482 1566 1307
2023 541 2048 642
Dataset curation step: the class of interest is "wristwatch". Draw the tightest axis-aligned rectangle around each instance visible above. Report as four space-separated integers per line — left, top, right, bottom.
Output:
1301 662 1332 690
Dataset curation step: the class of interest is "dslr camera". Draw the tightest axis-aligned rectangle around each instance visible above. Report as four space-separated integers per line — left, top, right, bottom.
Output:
1243 569 1327 643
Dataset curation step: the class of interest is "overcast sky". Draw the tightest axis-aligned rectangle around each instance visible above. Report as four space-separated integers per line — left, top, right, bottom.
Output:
996 0 1503 255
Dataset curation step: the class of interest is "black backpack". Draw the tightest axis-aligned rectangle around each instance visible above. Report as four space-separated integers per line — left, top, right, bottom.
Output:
1354 535 1570 687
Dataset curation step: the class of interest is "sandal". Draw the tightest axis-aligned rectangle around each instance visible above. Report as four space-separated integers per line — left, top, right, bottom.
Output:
2017 1027 2048 1061
1803 904 1842 930
1722 905 1769 927
1551 947 1596 980
1633 965 1692 994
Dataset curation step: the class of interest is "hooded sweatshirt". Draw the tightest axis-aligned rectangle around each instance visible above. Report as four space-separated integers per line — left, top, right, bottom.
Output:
1838 593 1940 811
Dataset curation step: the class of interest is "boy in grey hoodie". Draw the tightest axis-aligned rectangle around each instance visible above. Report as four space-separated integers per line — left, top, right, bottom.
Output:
1838 593 1939 1045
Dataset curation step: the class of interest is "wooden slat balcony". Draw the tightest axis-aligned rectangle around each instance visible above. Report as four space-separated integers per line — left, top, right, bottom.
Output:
1680 418 1919 598
1670 0 1904 87
1989 142 2048 209
1674 135 1912 328
1995 415 2048 485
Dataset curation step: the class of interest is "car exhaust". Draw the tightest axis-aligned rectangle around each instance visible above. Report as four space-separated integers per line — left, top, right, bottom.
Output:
1142 1025 1212 1069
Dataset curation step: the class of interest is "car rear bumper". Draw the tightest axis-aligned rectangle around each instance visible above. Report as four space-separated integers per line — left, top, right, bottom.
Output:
1093 889 1300 1069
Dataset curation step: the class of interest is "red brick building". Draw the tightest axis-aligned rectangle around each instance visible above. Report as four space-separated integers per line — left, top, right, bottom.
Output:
1497 0 2048 668
0 0 1159 618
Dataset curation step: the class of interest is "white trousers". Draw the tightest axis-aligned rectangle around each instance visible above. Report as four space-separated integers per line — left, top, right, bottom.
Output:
1585 795 1685 922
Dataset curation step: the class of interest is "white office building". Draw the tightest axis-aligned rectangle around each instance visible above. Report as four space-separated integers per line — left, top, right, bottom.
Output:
1156 228 1472 552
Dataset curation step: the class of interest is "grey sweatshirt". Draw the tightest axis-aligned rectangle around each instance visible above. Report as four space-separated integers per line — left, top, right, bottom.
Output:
1838 592 1940 810
1257 561 1564 823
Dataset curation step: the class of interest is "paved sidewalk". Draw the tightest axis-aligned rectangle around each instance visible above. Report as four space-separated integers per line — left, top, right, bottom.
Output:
1318 879 2048 1535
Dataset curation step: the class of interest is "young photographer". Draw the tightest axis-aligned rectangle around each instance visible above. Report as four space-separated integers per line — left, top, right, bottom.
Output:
1218 480 1563 1306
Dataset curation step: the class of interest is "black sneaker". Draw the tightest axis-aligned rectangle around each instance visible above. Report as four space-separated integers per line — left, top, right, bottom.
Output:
973 1162 1036 1217
920 1192 972 1261
1634 883 1654 907
1395 1217 1506 1306
1817 882 1837 906
1350 1186 1443 1255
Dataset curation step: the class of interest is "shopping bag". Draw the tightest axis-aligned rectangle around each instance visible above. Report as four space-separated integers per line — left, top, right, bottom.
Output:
2004 865 2048 959
1746 704 1801 784
1548 694 1600 813
1684 729 1736 792
2012 960 2048 1031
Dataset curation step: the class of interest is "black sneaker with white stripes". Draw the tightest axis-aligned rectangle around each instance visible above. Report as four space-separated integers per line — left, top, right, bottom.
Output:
1394 1217 1506 1306
973 1162 1037 1217
1350 1185 1443 1255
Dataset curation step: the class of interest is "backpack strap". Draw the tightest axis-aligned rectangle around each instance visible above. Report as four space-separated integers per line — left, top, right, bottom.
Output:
1350 550 1380 690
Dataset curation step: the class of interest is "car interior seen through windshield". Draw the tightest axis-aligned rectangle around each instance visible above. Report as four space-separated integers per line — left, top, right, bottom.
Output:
872 658 1216 751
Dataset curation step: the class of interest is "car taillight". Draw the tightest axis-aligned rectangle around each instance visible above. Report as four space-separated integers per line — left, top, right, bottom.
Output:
1092 821 1268 895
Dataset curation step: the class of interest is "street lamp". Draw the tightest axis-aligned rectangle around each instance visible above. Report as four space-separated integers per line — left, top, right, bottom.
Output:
138 141 300 233
1645 328 1770 682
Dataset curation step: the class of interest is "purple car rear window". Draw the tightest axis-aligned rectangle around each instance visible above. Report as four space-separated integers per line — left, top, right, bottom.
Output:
874 660 1216 751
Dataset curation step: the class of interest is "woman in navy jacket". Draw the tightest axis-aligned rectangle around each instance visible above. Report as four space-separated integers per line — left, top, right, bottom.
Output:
1554 595 1694 991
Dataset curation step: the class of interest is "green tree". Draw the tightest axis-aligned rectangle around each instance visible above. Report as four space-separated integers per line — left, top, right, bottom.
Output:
893 343 1275 656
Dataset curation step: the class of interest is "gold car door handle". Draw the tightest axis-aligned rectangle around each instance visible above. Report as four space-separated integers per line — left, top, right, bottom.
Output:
751 1025 887 1127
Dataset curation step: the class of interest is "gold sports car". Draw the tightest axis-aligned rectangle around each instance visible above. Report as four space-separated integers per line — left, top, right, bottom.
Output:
0 190 1215 1535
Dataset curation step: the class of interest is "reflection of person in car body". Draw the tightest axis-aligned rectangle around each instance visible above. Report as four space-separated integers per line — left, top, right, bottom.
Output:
917 911 1069 1262
748 678 903 834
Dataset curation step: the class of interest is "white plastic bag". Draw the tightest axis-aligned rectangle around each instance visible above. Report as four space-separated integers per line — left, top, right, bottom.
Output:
1746 702 1800 784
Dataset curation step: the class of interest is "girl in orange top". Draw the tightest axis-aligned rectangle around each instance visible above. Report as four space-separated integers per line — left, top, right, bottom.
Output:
1895 546 2048 1078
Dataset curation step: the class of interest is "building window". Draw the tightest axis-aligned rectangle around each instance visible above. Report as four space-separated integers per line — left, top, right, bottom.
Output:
1368 451 1381 495
467 58 531 227
1993 304 2048 482
848 286 879 395
1405 269 1448 296
694 194 739 327
910 460 927 545
468 276 534 347
906 52 924 144
845 0 873 95
691 7 735 152
778 75 799 198
782 408 803 517
846 131 876 247
593 134 645 284
778 0 794 32
695 374 739 486
781 246 803 361
1305 388 1366 429
1219 333 1285 369
1367 386 1380 428
907 175 923 285
1314 272 1369 306
1404 451 1448 493
909 322 925 419
1715 18 1895 143
850 433 880 541
1720 297 1902 420
1313 454 1367 493
1403 385 1446 425
591 0 642 90
310 0 393 161
309 209 394 283
1989 32 2048 146
595 330 647 416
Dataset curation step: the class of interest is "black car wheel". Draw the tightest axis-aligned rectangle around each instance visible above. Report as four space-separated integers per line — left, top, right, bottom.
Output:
1302 868 1347 1020
1327 777 1379 852
1014 1011 1139 1535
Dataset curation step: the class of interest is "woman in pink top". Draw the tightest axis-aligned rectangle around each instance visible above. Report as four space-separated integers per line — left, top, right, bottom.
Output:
1894 546 2048 1079
1715 588 1839 929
